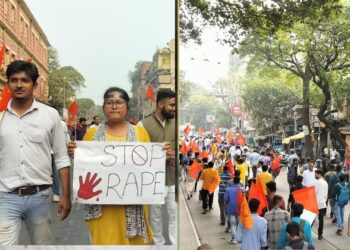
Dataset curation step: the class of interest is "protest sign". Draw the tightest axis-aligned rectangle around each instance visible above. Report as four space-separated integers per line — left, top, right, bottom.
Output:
73 141 166 205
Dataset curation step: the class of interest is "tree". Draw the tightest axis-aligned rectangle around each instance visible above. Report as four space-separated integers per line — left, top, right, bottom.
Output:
179 71 204 109
48 47 86 113
185 94 226 129
48 47 60 74
180 0 341 47
77 98 95 121
242 82 301 135
181 1 348 157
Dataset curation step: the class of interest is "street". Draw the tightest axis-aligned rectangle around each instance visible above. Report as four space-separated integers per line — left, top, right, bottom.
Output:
180 167 350 250
19 201 90 245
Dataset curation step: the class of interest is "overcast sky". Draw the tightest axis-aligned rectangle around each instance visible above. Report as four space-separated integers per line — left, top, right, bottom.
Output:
180 28 232 90
25 0 175 105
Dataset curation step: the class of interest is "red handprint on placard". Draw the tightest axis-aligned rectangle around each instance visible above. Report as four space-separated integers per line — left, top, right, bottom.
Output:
78 172 102 200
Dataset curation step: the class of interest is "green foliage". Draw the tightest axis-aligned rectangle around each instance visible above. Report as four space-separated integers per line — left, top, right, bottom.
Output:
77 98 95 120
180 0 341 48
179 71 204 109
48 47 60 74
184 94 226 129
48 47 86 113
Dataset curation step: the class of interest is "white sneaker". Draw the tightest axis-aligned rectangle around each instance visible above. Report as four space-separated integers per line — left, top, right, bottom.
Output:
52 194 60 202
230 239 237 244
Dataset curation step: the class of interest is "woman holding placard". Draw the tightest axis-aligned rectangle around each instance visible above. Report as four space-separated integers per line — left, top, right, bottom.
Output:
68 87 153 245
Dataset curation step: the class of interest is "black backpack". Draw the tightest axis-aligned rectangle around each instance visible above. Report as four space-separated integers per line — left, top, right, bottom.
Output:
287 166 298 185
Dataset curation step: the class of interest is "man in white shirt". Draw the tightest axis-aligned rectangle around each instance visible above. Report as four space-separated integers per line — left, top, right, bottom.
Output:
315 169 328 240
0 61 71 245
302 160 316 187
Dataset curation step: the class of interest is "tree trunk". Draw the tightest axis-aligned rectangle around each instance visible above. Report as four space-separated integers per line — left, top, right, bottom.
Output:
317 82 347 149
302 64 313 159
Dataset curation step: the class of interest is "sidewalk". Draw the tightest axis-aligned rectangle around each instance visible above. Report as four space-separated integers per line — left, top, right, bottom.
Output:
180 169 350 250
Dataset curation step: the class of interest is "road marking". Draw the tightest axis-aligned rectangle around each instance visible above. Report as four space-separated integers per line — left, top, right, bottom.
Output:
180 183 201 247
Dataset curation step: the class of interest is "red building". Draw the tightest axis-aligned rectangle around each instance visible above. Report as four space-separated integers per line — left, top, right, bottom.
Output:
0 0 49 103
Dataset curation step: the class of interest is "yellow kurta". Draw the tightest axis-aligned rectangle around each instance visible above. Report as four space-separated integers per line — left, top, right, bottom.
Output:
83 125 153 245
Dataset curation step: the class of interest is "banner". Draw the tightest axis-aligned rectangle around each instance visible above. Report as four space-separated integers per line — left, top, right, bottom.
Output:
73 141 166 205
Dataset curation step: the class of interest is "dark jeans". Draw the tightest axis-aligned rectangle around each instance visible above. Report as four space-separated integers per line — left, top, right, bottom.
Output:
218 194 226 224
202 189 214 210
318 208 327 236
252 165 257 178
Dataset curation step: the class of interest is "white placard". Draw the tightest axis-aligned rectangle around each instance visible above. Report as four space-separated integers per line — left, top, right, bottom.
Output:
73 141 166 205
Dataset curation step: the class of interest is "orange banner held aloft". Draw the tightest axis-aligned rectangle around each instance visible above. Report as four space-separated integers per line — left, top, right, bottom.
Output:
188 160 202 180
68 99 78 124
237 133 246 146
292 186 319 214
0 84 12 112
184 125 191 136
227 159 234 177
198 127 204 136
248 181 268 215
271 157 281 170
239 192 253 230
181 141 188 155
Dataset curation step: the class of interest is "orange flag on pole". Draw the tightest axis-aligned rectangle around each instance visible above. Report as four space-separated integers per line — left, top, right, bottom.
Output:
198 127 204 136
292 186 319 215
239 191 253 230
181 141 188 155
248 181 268 215
271 156 282 170
237 132 246 146
184 125 191 136
188 160 202 180
145 84 155 102
0 84 12 111
0 44 6 69
68 99 78 124
227 159 234 177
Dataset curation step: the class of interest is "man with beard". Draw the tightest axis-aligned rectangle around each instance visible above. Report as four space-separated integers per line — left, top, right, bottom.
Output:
139 89 176 245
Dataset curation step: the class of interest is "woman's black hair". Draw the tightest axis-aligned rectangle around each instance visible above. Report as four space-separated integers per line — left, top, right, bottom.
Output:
103 87 130 109
6 60 39 84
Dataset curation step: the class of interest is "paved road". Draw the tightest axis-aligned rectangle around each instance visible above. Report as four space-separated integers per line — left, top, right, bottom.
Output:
180 167 350 250
19 201 90 245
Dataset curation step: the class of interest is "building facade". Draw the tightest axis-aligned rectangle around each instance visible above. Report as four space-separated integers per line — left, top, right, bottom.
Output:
0 0 49 103
130 39 175 120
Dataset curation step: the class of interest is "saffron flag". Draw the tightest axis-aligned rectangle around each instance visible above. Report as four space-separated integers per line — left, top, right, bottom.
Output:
181 141 188 155
216 127 221 135
184 125 191 136
68 99 78 124
198 127 204 136
292 186 319 215
0 84 11 111
248 181 268 215
188 160 202 180
237 133 246 146
0 44 6 69
145 84 155 102
271 157 282 170
226 132 234 144
239 192 253 230
292 186 319 224
227 159 234 177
